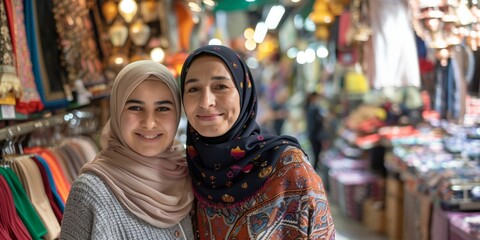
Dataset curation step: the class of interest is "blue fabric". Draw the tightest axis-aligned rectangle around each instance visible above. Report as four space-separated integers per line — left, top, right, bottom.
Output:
24 0 68 109
33 155 64 211
415 34 427 59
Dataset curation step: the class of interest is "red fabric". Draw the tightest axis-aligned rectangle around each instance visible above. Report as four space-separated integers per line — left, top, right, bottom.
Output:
419 58 434 73
3 0 16 57
15 100 44 115
337 10 352 49
31 156 63 222
0 175 31 240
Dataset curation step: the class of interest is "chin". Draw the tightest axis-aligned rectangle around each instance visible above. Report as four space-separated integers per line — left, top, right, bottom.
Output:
197 129 225 138
134 148 165 157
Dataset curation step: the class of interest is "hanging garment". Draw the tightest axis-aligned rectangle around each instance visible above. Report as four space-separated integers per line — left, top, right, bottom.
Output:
367 0 421 88
50 148 76 184
450 46 471 123
24 0 69 108
33 154 64 211
10 156 61 240
51 0 105 86
31 156 63 222
434 60 450 119
70 136 99 163
24 147 71 203
0 174 31 240
469 50 480 96
0 0 21 98
10 0 43 114
0 167 47 239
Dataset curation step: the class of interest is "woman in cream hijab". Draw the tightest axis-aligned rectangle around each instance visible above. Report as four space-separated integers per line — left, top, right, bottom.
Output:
60 60 194 239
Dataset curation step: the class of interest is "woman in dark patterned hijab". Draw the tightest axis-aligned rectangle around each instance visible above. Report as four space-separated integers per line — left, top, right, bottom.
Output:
180 45 335 239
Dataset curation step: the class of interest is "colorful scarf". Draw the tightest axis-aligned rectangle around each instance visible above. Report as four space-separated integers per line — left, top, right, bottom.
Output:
81 60 193 228
11 0 43 113
0 0 21 99
180 45 301 206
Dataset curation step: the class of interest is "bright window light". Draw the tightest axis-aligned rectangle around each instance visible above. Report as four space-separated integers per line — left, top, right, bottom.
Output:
253 22 268 43
305 48 316 63
208 38 222 45
265 5 285 29
287 47 298 59
316 46 329 58
296 50 306 64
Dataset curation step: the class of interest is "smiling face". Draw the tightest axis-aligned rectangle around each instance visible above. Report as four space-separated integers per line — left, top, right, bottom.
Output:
120 80 177 156
183 55 241 137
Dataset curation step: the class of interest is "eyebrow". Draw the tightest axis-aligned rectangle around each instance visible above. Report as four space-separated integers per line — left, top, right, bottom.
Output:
184 76 232 85
125 99 174 105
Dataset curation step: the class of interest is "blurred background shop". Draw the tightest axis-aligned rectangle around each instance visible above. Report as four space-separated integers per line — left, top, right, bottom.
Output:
1 0 480 239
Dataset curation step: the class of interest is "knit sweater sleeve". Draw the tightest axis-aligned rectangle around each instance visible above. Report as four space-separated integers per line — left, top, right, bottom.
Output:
59 173 107 240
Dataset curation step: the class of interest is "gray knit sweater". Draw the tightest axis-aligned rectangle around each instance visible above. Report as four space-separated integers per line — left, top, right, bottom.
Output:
59 173 194 240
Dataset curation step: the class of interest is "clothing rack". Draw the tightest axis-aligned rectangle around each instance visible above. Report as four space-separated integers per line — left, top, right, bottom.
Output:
0 108 97 142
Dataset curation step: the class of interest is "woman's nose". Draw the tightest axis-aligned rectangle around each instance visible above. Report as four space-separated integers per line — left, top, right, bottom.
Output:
199 90 215 108
141 112 157 129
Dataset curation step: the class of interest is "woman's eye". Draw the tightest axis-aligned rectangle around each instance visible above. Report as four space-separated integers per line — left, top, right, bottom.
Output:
157 106 171 112
215 84 229 90
186 87 198 93
127 106 142 111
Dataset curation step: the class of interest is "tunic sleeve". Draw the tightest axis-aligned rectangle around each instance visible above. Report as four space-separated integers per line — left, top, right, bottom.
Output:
59 174 97 240
275 146 336 239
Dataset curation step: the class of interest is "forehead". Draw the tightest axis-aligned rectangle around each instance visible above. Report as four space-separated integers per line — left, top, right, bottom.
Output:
187 55 231 73
130 80 171 96
190 55 223 65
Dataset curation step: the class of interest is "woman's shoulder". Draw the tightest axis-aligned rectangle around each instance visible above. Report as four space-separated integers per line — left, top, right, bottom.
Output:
271 145 322 185
72 173 107 189
68 173 112 202
278 145 310 166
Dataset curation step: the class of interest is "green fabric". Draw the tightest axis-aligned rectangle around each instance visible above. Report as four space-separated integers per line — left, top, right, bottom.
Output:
213 0 314 17
0 167 47 240
213 0 273 12
298 0 314 19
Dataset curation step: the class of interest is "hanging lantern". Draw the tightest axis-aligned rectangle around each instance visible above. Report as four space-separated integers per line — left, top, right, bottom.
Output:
108 20 129 47
101 0 118 24
129 18 151 46
118 0 138 23
130 48 150 62
309 0 334 40
108 51 130 70
150 47 165 63
328 0 350 16
140 0 159 23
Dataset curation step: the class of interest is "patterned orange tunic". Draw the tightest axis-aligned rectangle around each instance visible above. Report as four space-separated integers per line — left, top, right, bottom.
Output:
193 146 335 239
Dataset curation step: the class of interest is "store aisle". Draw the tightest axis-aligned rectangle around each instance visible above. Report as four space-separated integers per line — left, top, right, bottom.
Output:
331 203 387 240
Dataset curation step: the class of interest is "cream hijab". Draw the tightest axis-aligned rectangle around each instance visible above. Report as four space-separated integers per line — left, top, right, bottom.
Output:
81 60 193 228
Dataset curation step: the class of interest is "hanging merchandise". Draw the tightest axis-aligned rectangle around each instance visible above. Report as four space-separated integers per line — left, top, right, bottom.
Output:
0 0 21 99
345 63 369 95
52 0 106 87
95 0 175 74
108 19 129 47
129 18 151 46
25 0 69 108
367 0 421 89
101 0 117 24
10 0 43 114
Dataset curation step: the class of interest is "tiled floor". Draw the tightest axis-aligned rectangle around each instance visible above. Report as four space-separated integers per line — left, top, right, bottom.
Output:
331 203 387 240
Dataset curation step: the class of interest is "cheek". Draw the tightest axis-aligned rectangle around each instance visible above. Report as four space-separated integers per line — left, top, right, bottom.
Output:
183 99 195 117
119 114 134 142
227 95 241 116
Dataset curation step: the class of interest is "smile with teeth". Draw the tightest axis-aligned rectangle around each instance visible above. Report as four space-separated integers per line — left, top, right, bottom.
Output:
137 133 161 139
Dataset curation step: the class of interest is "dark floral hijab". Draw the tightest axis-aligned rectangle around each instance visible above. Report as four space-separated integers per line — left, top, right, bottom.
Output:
180 45 301 206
